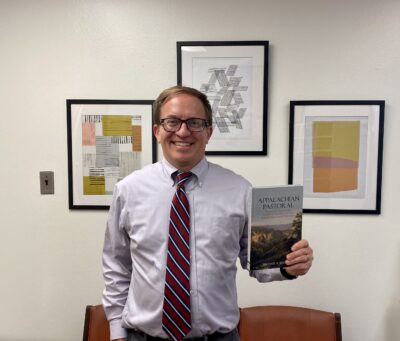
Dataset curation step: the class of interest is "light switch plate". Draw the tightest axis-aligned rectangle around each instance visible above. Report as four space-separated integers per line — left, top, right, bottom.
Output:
40 171 54 194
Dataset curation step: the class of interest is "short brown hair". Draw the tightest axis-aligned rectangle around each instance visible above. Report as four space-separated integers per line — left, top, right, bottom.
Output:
153 85 213 125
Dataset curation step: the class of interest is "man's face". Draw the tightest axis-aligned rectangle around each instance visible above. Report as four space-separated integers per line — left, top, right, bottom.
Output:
153 94 213 171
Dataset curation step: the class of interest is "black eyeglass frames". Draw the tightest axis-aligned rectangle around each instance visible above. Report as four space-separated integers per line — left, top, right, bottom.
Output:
160 117 209 132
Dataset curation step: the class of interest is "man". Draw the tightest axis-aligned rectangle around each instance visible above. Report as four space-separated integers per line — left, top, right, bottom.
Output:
102 86 313 341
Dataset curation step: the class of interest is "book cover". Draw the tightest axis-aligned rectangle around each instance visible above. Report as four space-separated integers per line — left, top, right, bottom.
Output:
248 185 303 271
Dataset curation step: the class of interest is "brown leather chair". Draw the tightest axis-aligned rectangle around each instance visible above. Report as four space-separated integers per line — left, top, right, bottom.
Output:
83 304 342 341
239 305 342 341
82 305 109 341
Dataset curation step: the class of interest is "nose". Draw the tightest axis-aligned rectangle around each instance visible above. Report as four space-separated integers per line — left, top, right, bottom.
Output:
175 121 191 136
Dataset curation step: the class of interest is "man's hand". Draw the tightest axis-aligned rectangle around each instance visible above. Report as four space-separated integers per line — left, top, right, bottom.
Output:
284 239 313 277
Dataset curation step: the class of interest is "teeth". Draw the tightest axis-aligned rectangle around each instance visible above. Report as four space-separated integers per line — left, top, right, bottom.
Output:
174 142 191 146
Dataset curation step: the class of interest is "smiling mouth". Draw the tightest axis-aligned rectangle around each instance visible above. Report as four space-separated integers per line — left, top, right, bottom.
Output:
173 142 193 147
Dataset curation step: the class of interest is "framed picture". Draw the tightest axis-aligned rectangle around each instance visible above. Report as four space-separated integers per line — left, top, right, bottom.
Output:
67 99 156 209
289 100 385 214
177 41 268 155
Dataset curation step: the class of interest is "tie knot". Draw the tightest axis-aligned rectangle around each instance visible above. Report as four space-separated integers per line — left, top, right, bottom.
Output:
176 171 192 186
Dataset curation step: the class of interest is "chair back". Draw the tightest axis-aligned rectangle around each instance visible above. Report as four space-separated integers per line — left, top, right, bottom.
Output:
82 304 341 341
239 305 341 341
82 305 109 341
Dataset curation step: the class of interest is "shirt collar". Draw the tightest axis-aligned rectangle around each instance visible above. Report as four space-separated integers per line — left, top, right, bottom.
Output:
161 157 208 188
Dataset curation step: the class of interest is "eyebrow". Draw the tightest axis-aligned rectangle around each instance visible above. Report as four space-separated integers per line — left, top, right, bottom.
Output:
162 116 206 120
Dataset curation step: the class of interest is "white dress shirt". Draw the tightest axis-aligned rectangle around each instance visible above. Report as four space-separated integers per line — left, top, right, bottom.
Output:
102 157 286 340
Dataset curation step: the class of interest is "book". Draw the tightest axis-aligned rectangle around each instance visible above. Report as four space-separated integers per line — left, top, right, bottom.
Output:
248 185 303 271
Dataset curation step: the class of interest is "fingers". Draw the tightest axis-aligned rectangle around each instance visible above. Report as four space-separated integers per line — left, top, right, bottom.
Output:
286 246 313 264
291 239 309 251
284 239 314 276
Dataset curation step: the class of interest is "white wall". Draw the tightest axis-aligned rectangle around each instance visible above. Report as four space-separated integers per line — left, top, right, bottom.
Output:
1 0 399 340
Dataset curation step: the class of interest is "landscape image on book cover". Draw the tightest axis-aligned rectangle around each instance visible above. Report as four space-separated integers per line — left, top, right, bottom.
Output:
250 185 303 271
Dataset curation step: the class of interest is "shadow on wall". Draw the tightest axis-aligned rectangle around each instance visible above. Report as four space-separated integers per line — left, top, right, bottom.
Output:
384 244 400 341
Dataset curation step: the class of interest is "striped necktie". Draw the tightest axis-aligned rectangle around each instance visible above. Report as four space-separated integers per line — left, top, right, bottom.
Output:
162 171 192 340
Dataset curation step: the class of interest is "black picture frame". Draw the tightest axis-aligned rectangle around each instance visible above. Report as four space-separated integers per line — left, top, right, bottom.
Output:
177 40 269 155
67 99 156 209
289 100 385 214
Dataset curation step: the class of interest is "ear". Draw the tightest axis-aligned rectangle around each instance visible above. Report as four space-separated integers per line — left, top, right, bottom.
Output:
153 124 161 143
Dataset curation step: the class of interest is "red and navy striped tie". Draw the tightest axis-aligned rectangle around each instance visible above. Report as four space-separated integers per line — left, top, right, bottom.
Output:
162 171 192 340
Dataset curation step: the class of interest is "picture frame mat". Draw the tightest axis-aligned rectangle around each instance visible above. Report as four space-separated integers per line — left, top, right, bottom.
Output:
68 100 154 208
179 42 267 154
290 102 384 213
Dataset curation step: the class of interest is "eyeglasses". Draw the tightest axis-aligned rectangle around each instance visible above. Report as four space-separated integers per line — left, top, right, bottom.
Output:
160 117 209 132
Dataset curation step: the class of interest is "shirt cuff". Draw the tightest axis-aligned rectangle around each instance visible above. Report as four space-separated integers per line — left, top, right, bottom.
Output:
109 319 128 340
280 267 298 280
